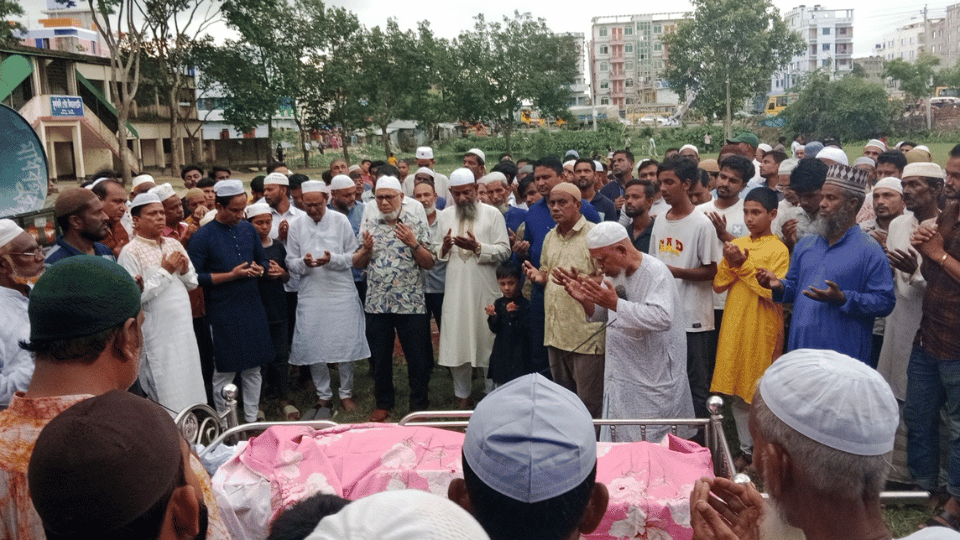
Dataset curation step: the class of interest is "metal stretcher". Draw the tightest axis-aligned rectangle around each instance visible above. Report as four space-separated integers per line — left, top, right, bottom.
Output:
178 385 927 504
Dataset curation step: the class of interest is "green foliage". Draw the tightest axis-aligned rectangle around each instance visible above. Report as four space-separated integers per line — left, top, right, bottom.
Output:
662 0 804 134
884 55 940 102
449 12 579 152
360 20 434 155
780 71 895 142
0 0 24 46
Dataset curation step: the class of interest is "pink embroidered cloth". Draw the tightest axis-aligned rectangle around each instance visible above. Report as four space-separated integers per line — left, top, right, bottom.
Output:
212 423 712 540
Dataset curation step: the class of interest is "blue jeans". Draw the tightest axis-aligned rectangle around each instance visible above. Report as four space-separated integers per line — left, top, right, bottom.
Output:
904 345 960 497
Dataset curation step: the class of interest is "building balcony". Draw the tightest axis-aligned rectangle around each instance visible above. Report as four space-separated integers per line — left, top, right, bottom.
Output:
611 71 626 80
611 90 625 98
610 35 623 44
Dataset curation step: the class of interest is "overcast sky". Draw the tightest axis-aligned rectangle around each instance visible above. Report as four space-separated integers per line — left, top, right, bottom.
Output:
21 0 951 61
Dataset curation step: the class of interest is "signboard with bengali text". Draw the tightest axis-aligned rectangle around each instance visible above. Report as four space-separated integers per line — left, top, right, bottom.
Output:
50 95 84 117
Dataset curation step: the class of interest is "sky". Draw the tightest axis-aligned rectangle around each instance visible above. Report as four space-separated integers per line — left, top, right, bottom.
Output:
19 0 952 60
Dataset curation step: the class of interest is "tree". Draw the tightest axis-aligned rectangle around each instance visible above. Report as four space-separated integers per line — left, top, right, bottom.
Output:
298 5 368 162
450 12 578 154
359 20 433 156
662 0 804 138
87 0 152 182
884 55 940 102
779 71 894 142
0 0 25 46
140 0 220 174
206 0 305 166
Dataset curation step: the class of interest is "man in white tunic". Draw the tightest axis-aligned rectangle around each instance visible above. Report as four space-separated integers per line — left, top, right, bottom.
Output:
118 193 206 412
435 168 510 408
880 164 943 401
0 220 43 407
558 221 694 442
286 181 369 418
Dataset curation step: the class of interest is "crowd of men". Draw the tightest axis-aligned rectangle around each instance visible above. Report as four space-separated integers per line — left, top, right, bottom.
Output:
0 131 959 538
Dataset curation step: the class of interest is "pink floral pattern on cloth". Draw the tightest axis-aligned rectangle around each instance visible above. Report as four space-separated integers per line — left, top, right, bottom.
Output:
212 424 712 540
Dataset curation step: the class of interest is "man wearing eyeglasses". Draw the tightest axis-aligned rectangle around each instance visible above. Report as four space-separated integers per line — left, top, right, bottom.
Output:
0 219 45 407
355 177 435 422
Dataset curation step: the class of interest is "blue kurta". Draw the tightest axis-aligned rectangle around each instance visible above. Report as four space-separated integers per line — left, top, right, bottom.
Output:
773 225 895 365
188 220 274 372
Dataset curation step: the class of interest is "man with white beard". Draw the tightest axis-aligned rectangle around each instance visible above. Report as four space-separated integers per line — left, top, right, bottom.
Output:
0 220 43 406
435 168 511 408
759 164 895 365
480 172 526 236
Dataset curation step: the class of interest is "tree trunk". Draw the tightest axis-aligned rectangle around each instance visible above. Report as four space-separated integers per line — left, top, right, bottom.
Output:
168 85 182 176
117 79 133 182
503 120 513 155
380 121 391 157
267 119 274 168
724 75 732 140
301 130 310 169
340 126 350 162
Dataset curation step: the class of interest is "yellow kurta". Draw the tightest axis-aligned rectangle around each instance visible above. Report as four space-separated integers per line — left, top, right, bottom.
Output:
711 234 790 403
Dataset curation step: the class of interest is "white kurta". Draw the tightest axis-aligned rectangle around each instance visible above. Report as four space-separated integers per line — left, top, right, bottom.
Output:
587 254 695 442
877 212 923 401
0 287 34 407
435 203 510 368
285 211 369 365
118 235 206 412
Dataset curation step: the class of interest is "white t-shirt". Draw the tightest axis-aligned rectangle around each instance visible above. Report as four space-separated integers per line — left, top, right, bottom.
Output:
697 198 747 310
650 208 718 332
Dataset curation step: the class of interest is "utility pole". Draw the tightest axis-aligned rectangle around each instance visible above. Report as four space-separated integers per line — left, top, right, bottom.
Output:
924 4 932 130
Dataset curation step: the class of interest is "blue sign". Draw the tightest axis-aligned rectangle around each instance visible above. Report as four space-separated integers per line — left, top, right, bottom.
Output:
50 95 84 117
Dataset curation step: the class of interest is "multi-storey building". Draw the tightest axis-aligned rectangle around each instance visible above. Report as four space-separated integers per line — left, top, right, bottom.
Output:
557 32 590 107
770 5 854 94
589 13 684 119
879 19 935 62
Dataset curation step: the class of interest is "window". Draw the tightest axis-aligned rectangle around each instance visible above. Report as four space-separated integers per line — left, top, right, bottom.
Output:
625 61 634 71
626 98 634 104
654 42 662 51
600 97 610 105
625 78 634 87
600 80 609 89
599 28 608 37
625 44 633 52
625 27 633 35
654 25 662 33
600 45 608 54
822 59 830 67
822 44 830 51
600 62 608 72
822 27 830 35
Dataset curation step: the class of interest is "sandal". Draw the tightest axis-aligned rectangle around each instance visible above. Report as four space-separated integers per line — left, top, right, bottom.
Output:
925 510 960 531
282 404 300 420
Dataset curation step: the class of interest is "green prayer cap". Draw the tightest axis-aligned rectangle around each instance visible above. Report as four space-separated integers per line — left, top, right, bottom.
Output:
29 256 141 342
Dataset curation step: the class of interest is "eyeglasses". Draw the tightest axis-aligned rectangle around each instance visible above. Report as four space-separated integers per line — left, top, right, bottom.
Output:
9 249 44 258
375 194 399 202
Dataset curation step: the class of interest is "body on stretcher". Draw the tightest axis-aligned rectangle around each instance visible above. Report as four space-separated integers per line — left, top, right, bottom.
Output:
174 390 927 540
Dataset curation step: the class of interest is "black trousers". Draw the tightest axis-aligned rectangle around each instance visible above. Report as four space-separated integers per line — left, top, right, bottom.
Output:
425 293 444 329
687 331 712 419
193 315 215 407
366 313 433 411
261 320 290 401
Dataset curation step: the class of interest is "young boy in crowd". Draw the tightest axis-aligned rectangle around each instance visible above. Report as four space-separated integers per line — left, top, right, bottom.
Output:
485 263 531 387
248 204 297 419
710 187 789 470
